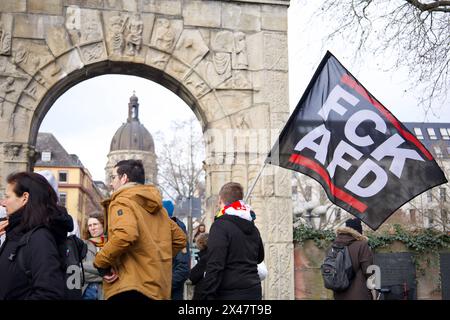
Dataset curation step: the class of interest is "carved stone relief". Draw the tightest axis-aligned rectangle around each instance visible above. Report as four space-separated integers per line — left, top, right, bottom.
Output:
103 11 144 57
165 58 190 82
173 29 209 68
3 143 22 161
232 32 248 70
145 48 170 70
183 71 210 99
65 7 103 46
0 14 13 56
149 18 183 53
12 41 53 77
80 42 107 64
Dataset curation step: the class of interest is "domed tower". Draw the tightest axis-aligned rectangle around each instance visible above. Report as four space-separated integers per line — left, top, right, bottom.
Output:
105 92 158 186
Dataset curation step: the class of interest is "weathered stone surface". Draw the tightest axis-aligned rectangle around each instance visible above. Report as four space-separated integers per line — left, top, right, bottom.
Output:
247 31 288 71
183 71 211 100
222 3 261 32
18 80 47 110
79 42 108 65
173 29 209 67
261 4 287 31
45 26 73 57
14 14 64 40
0 0 26 13
165 57 190 82
11 40 54 77
198 91 227 123
267 242 295 299
253 70 289 113
145 47 170 70
122 0 138 12
28 0 63 15
0 14 13 56
64 0 104 9
215 90 252 116
183 1 221 28
149 18 183 53
141 0 182 15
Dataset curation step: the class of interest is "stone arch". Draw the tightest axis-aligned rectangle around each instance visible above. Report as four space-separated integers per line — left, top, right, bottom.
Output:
0 0 293 299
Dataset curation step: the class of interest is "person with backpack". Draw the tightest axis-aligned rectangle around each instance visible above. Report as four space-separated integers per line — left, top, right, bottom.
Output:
322 218 374 300
81 212 106 300
0 172 74 300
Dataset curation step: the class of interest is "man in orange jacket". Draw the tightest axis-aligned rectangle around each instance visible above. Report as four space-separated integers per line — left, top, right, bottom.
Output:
94 159 186 300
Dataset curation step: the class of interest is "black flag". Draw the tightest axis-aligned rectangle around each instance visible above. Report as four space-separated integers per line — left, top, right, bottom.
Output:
266 51 448 230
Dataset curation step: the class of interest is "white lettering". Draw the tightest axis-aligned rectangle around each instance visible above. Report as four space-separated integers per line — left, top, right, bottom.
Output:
345 159 388 197
371 134 424 178
318 85 359 121
327 140 363 178
344 110 387 146
294 124 331 165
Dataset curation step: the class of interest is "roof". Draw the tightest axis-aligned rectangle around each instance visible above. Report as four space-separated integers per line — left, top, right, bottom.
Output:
35 133 84 168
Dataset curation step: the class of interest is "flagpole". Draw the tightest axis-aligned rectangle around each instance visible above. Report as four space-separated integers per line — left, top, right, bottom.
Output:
244 162 267 202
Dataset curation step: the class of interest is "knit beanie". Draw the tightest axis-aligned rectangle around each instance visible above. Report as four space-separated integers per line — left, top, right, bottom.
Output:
345 218 363 234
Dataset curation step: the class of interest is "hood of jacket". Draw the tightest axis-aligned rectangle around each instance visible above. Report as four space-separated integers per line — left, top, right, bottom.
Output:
335 226 368 245
48 205 74 243
220 214 256 235
111 183 162 215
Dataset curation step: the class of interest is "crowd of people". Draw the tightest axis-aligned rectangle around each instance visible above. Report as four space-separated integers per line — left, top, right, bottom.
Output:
0 160 267 300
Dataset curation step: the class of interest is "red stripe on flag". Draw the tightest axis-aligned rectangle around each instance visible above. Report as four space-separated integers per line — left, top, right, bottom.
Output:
289 154 368 213
340 74 433 160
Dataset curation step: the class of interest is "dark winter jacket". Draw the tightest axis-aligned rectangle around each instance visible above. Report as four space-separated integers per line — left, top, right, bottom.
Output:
199 214 264 300
189 248 208 300
171 217 190 300
332 226 374 300
0 206 74 300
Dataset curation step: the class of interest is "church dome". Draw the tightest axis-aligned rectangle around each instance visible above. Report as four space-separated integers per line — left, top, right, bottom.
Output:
109 93 155 152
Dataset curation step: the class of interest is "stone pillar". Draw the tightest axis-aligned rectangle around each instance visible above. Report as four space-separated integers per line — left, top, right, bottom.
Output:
0 142 37 193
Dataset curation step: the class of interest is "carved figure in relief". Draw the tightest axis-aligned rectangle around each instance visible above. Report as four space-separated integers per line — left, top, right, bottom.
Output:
109 15 127 54
154 19 175 51
0 20 11 55
232 32 248 70
125 15 143 56
0 77 14 117
83 43 103 62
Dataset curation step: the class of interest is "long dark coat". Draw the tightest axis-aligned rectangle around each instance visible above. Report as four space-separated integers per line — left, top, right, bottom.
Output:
332 226 374 300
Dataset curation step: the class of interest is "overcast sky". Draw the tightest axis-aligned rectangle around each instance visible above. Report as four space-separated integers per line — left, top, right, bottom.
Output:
39 0 450 182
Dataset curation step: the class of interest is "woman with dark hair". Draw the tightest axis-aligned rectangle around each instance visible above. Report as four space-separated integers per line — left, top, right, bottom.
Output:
0 172 74 300
193 223 206 245
81 212 106 300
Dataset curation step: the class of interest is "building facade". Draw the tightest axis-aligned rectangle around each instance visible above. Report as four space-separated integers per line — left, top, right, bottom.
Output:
34 132 105 235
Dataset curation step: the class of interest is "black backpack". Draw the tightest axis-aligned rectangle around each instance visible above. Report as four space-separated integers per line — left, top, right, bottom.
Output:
16 226 88 300
321 243 354 292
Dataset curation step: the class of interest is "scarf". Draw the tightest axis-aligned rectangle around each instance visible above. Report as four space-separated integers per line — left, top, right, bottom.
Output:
215 200 255 222
89 235 106 248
